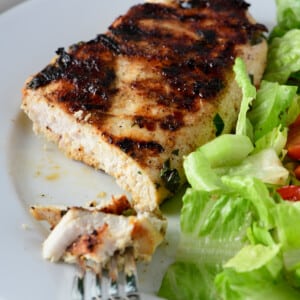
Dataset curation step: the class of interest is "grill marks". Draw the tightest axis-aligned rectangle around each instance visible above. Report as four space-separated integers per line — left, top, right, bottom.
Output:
107 1 265 107
28 46 118 114
102 133 165 161
27 0 267 163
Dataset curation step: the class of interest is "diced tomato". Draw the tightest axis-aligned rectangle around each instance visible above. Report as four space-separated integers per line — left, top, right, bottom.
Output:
277 185 300 201
292 115 300 127
287 116 300 160
294 165 300 180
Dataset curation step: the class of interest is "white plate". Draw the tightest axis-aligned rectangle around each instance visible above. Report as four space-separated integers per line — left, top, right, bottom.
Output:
0 1 276 299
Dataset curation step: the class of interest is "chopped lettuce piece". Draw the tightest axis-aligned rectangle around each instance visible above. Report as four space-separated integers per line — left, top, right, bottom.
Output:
247 222 276 246
254 126 287 156
199 134 253 169
159 180 265 299
183 149 223 191
221 176 275 229
183 134 253 191
264 30 300 84
270 0 300 39
158 262 220 300
248 81 298 140
184 133 288 192
178 188 252 262
225 149 289 186
215 257 300 300
275 201 300 275
234 57 256 139
224 244 281 273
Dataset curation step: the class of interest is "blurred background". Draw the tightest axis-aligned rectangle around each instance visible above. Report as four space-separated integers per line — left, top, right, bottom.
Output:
0 0 26 13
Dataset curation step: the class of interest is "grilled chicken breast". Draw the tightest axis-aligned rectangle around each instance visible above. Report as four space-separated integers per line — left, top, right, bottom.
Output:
30 195 166 267
22 0 268 212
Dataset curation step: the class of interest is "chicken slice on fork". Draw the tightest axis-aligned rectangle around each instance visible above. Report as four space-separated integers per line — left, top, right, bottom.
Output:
30 195 167 268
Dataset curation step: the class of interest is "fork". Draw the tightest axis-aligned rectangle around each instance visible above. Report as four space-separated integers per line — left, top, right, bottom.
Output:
71 248 141 300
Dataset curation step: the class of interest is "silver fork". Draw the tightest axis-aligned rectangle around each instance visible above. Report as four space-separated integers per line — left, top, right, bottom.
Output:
71 248 140 300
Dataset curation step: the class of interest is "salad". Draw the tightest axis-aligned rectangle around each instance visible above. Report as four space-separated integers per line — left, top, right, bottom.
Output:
158 0 300 299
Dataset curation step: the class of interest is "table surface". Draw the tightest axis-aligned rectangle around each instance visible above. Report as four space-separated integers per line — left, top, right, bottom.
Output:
0 0 27 14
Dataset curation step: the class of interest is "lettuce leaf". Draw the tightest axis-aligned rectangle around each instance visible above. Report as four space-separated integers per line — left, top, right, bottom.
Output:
159 178 271 300
248 81 298 140
183 134 253 191
270 0 300 40
234 57 256 139
158 175 300 299
264 30 300 84
224 149 289 186
178 188 252 262
216 249 300 300
254 126 287 156
274 201 300 286
158 262 220 300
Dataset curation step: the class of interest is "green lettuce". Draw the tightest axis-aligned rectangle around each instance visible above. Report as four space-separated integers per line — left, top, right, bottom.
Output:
248 81 298 140
270 0 300 40
183 134 254 191
215 246 300 300
254 126 287 156
234 57 256 139
158 174 300 299
264 29 300 84
159 262 220 300
184 133 288 190
223 149 288 185
275 201 300 286
159 178 273 300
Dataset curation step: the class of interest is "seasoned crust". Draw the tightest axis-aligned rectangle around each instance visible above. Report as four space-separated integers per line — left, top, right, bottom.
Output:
22 0 268 212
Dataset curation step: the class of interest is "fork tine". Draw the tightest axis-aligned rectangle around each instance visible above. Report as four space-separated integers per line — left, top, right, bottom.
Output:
72 270 85 300
124 250 140 300
107 256 122 299
91 266 102 300
72 249 140 300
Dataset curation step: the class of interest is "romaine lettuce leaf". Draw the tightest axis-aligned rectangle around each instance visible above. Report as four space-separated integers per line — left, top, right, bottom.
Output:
216 252 300 300
183 134 253 191
183 149 223 191
275 201 300 286
270 0 300 39
199 134 254 169
248 81 298 140
264 29 300 84
220 176 275 229
159 179 269 300
158 262 220 300
184 135 288 191
178 188 252 262
223 244 281 273
224 149 289 186
254 126 287 156
234 57 256 139
158 174 300 299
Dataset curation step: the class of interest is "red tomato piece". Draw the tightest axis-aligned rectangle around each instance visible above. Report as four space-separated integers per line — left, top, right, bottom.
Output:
277 185 300 201
287 117 300 160
292 115 300 127
294 165 300 180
